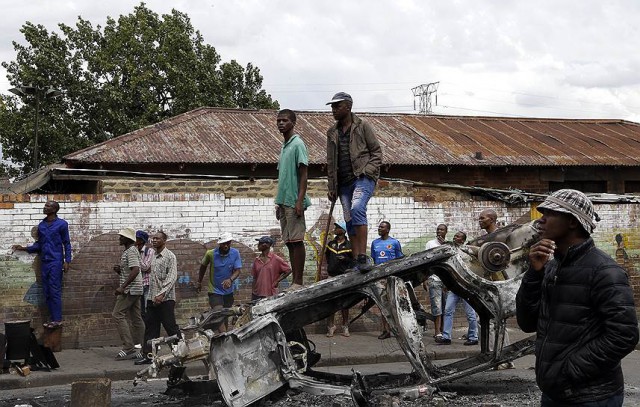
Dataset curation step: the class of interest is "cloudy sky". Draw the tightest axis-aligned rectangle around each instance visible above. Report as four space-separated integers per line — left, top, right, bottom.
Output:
2 0 640 121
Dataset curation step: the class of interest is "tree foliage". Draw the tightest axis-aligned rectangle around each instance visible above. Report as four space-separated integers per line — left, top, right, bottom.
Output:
0 3 279 176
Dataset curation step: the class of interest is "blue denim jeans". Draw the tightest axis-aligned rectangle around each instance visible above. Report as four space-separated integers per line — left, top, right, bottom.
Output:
338 175 375 236
541 390 624 407
442 291 478 341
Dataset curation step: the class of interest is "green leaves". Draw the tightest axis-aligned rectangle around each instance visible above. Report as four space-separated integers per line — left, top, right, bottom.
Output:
1 3 279 176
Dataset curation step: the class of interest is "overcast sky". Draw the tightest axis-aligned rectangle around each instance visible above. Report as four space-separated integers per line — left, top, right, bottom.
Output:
2 0 640 121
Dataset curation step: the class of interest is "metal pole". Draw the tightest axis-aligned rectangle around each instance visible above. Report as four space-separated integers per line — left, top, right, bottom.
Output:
34 89 40 169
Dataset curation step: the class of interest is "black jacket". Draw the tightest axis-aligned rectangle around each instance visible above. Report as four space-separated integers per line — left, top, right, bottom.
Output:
516 238 638 404
325 238 353 277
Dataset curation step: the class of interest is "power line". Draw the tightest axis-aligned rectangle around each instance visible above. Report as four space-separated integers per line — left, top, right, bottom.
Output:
437 105 524 117
264 79 640 113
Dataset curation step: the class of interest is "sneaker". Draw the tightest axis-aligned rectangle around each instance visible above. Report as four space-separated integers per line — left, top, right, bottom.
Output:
356 254 372 273
341 326 350 337
435 337 451 345
378 331 391 340
115 349 139 360
284 283 304 292
494 362 515 370
463 339 478 346
326 325 336 337
134 356 152 365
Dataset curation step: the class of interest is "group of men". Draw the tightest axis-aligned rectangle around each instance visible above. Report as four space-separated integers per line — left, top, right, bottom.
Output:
9 90 639 405
112 228 179 365
424 225 477 346
322 219 404 339
425 209 499 348
195 233 292 332
273 92 383 295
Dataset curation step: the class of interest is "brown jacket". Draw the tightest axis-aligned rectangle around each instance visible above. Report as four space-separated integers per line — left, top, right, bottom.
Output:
326 113 383 194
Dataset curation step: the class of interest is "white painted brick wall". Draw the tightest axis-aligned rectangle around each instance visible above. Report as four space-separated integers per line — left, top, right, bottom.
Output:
1 194 637 265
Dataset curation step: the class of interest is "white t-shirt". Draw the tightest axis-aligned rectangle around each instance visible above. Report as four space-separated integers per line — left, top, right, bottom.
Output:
425 239 441 250
425 239 442 283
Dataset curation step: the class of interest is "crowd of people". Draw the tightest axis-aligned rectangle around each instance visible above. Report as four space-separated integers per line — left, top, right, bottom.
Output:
9 92 639 405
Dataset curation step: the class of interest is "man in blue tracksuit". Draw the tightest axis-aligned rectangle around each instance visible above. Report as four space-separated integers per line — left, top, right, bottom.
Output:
13 200 72 328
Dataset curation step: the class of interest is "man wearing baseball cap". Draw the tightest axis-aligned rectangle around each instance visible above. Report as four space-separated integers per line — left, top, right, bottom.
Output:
251 236 291 301
516 189 638 406
326 92 382 272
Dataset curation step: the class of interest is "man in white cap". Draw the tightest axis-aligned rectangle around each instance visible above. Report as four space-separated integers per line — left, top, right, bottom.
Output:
197 233 242 332
326 92 382 272
112 227 144 360
516 189 638 406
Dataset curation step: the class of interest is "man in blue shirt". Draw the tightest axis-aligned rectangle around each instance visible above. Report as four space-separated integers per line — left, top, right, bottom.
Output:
371 221 403 265
370 221 403 339
13 200 72 328
197 233 242 332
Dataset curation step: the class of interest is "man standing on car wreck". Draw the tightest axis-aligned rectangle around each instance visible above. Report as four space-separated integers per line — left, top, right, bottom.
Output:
516 189 638 407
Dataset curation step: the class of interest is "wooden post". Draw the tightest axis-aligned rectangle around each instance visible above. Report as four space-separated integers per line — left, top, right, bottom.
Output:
71 378 112 407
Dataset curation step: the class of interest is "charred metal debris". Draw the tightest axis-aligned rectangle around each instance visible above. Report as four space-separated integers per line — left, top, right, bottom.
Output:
134 221 541 406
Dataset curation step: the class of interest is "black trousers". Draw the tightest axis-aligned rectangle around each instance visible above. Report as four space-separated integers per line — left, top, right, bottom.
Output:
142 300 180 355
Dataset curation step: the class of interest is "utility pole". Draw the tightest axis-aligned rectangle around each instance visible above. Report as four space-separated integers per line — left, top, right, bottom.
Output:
8 84 62 170
412 82 439 115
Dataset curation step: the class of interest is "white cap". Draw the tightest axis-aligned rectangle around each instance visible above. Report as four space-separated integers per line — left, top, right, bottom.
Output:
218 233 234 244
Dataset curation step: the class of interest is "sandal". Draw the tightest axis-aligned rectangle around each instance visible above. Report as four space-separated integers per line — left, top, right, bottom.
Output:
43 321 63 329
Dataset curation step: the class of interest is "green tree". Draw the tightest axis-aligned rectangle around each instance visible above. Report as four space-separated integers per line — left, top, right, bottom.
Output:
1 3 279 176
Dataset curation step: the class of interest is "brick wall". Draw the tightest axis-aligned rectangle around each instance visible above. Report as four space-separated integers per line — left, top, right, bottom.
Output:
1 179 638 348
387 166 640 194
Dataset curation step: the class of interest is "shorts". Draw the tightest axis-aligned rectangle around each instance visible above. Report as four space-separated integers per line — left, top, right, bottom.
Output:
279 205 306 243
208 293 234 309
338 175 375 236
428 279 443 316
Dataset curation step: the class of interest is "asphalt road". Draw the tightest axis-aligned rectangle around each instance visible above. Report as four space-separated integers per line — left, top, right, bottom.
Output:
1 353 639 407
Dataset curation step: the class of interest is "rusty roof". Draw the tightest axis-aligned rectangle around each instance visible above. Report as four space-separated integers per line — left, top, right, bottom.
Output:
63 108 640 167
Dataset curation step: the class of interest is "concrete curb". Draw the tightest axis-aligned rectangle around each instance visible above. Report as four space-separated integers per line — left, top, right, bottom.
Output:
0 347 479 391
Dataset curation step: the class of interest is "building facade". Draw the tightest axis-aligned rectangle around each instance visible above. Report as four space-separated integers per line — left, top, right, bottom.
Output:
2 179 638 348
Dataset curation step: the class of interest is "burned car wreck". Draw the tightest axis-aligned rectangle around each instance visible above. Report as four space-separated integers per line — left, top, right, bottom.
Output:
134 221 540 406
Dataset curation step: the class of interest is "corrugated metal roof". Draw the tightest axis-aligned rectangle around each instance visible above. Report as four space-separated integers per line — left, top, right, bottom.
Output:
63 108 640 167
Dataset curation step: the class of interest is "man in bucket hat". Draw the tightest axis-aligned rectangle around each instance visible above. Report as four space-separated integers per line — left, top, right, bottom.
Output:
112 227 144 360
516 189 638 406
